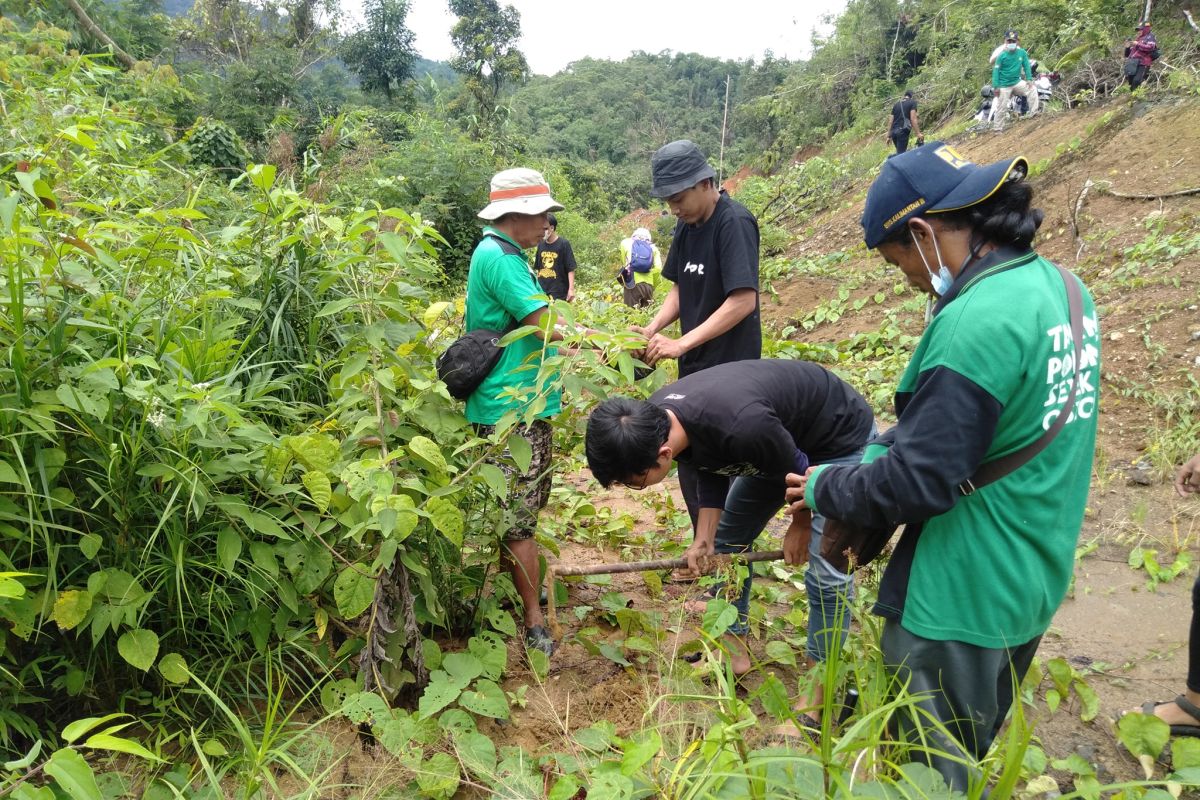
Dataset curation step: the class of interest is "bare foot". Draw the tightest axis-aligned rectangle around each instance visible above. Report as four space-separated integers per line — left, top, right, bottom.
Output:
723 633 752 676
669 567 700 583
682 598 708 614
1131 692 1200 727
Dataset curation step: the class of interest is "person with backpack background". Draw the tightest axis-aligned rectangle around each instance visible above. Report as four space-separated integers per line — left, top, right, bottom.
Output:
992 29 1039 130
534 213 578 302
886 90 923 154
618 227 661 307
1124 20 1159 90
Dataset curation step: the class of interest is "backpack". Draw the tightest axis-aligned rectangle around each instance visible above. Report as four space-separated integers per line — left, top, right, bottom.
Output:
435 327 513 400
1151 46 1161 61
629 238 654 273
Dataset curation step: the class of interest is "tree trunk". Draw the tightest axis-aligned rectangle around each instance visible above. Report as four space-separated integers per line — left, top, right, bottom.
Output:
63 0 137 69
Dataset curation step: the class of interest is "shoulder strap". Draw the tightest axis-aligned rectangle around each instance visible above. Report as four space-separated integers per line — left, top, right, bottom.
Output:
484 231 524 258
958 265 1084 496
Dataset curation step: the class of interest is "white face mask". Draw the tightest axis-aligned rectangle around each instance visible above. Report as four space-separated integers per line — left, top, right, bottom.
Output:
1005 42 1018 51
911 228 955 296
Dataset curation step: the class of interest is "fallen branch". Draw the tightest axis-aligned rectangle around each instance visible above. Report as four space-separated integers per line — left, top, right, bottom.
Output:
1072 178 1094 262
545 550 785 638
1098 183 1200 200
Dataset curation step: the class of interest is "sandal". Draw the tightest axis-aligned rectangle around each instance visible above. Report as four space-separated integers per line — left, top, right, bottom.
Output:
524 625 557 657
1125 695 1200 737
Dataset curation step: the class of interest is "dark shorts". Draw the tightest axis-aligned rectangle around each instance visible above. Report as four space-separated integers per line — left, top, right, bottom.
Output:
475 418 554 541
622 282 654 308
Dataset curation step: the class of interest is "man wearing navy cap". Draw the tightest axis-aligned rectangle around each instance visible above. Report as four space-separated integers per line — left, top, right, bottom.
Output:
992 28 1038 129
633 139 762 586
786 142 1100 790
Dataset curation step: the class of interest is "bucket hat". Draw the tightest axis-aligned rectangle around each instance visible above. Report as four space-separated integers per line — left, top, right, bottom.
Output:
861 141 1028 249
650 140 717 198
477 168 564 221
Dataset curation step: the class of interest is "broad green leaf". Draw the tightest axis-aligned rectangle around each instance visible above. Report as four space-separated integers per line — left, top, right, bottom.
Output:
458 679 509 719
320 678 358 715
83 733 162 762
619 730 661 776
507 434 532 474
377 713 424 758
484 606 516 636
244 510 289 539
216 527 241 573
423 301 451 328
158 653 189 685
527 647 549 681
0 194 18 232
0 460 20 484
417 673 462 719
453 730 497 777
1046 658 1073 696
44 749 101 800
341 691 389 725
478 463 507 498
201 740 228 756
79 533 102 560
286 540 332 595
408 436 448 474
117 629 159 672
755 673 792 720
249 542 278 578
1172 737 1200 770
1117 711 1170 760
301 471 332 513
247 163 276 192
426 497 464 547
765 640 797 667
372 493 419 540
589 770 634 800
442 653 484 688
701 598 738 637
467 633 507 680
334 566 375 618
285 434 340 472
0 576 26 599
63 714 129 744
1074 679 1099 722
53 590 93 630
548 776 581 800
416 751 459 799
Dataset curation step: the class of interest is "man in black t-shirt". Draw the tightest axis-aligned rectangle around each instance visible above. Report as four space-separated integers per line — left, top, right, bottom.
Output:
887 90 923 154
533 213 577 301
634 140 763 574
586 360 874 697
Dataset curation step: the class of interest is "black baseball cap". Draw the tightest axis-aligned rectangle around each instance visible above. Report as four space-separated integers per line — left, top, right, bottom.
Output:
860 141 1028 249
650 140 717 198
1004 29 1019 41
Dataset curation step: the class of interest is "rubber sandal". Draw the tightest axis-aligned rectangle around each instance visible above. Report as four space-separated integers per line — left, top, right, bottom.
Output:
524 625 557 657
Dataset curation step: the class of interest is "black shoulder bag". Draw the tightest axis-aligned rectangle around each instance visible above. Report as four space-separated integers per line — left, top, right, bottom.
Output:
821 265 1086 573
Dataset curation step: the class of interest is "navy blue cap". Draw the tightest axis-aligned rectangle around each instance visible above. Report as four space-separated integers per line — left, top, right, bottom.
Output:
860 141 1028 249
650 140 717 198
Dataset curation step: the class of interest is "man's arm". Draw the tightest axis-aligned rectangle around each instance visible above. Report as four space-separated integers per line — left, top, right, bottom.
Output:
991 55 1002 87
645 288 756 364
909 106 921 138
566 271 576 302
635 283 681 338
885 111 893 141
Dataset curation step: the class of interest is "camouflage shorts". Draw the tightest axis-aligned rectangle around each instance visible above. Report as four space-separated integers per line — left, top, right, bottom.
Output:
475 418 554 541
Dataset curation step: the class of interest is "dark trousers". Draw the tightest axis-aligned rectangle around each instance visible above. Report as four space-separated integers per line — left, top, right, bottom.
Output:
1125 59 1149 90
882 620 1041 794
1189 574 1200 693
892 130 911 154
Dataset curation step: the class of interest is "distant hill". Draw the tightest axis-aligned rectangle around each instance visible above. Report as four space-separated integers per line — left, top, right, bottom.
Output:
412 58 458 86
161 0 192 15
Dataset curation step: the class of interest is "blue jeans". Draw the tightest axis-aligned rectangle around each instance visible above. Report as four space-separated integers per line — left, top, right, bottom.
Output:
711 444 868 662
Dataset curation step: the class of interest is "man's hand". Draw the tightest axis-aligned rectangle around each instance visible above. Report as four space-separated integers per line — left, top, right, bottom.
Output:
785 467 815 514
1176 453 1200 497
566 290 576 302
645 333 687 365
916 135 925 146
683 537 715 575
783 510 813 566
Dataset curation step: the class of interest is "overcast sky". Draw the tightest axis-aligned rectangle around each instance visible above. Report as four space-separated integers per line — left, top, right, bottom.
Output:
343 0 850 76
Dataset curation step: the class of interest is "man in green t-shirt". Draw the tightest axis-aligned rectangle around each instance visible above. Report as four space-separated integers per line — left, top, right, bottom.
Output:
992 28 1039 130
787 143 1099 792
466 167 567 657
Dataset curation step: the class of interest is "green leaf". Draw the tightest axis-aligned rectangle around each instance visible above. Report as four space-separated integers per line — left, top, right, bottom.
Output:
1172 737 1200 770
158 653 189 685
701 598 738 637
201 739 228 756
1074 679 1099 722
1046 658 1073 696
619 730 661 776
44 749 101 800
216 528 241 573
426 497 464 547
79 533 102 560
62 714 128 745
417 673 462 719
442 653 484 688
0 577 25 599
320 678 358 715
484 606 516 636
416 751 459 799
1117 711 1170 759
0 460 21 484
408 436 448 474
756 673 792 720
52 590 93 631
453 731 497 778
527 647 549 681
334 566 375 619
285 433 340 472
4 740 42 771
548 776 581 800
458 679 509 719
244 509 290 539
286 540 332 595
589 770 634 800
301 471 332 513
507 434 532 474
83 733 162 762
765 640 797 667
341 691 389 725
117 629 159 672
468 632 507 680
247 163 277 193
478 463 507 498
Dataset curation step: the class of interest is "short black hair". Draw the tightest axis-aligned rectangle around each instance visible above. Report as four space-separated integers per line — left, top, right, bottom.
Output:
881 177 1044 250
547 212 558 228
586 397 671 487
904 89 913 98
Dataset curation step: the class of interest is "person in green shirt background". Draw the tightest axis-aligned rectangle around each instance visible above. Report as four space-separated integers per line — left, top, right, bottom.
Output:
466 167 567 657
786 142 1099 792
992 28 1039 130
